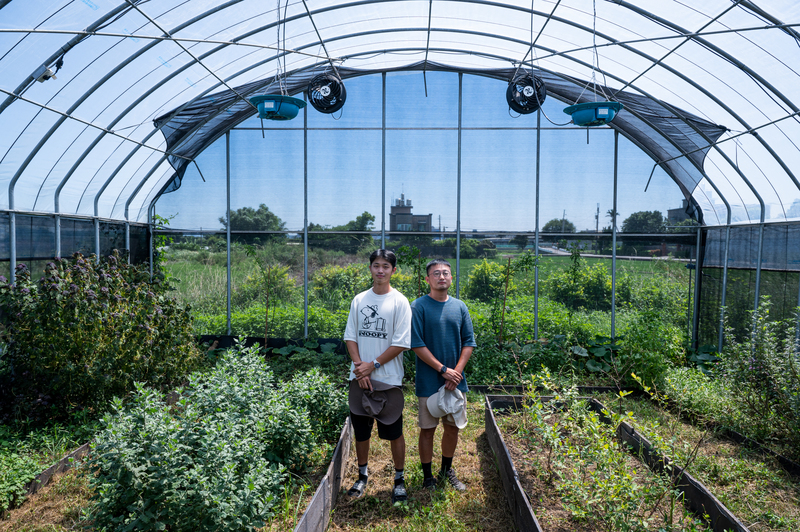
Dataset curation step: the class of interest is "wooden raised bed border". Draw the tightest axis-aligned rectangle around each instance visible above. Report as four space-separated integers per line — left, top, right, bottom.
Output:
294 416 353 532
485 395 750 532
23 441 91 495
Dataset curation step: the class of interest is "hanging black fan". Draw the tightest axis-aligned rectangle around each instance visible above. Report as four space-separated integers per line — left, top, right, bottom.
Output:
506 74 546 114
307 74 347 114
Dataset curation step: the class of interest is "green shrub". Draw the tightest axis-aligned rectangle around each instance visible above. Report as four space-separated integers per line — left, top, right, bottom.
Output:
468 339 570 385
462 259 513 303
616 308 686 385
86 346 346 532
279 367 348 442
0 448 40 514
194 305 348 338
0 254 200 422
232 265 300 308
715 300 800 451
309 263 371 311
265 340 348 383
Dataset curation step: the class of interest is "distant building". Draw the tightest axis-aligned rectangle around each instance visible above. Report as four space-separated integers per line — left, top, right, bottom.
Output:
667 199 692 223
389 193 432 231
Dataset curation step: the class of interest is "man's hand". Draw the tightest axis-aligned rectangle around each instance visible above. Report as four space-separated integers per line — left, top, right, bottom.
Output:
353 360 375 380
357 375 373 391
442 367 461 384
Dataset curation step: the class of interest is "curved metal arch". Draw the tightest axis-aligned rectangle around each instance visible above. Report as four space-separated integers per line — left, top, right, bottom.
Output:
0 1 132 116
614 0 800 191
128 53 723 224
12 0 249 214
139 49 732 229
31 0 773 217
128 20 745 221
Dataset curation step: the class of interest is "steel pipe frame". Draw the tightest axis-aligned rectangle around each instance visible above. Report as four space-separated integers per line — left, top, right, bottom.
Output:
303 95 309 337
456 73 462 298
692 226 703 347
5 1 781 332
6 0 794 229
121 24 770 230
381 72 386 249
534 109 540 341
226 132 232 336
612 130 618 339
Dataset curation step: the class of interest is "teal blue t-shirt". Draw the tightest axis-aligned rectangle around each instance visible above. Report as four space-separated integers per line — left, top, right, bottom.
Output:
411 295 477 397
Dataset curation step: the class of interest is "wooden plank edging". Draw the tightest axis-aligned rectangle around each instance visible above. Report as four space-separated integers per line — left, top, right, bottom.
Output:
486 395 750 532
484 396 543 532
23 441 91 495
294 416 353 532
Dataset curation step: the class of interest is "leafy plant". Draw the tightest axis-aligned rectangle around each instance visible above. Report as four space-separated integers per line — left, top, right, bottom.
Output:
686 344 720 375
0 253 200 422
264 340 348 383
396 245 427 300
194 305 348 338
86 345 346 532
0 448 40 514
570 335 622 373
544 245 632 312
715 299 800 451
462 259 509 303
309 263 371 311
518 371 706 531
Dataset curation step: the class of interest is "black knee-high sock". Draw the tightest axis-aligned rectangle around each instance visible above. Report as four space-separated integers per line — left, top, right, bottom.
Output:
441 456 453 473
421 461 433 479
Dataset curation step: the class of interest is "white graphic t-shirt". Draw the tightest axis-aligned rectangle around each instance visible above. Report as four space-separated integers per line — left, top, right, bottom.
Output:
343 287 412 386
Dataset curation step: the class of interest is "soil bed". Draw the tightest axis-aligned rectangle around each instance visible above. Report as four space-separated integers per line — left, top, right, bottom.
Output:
329 391 516 532
492 396 712 531
597 393 800 532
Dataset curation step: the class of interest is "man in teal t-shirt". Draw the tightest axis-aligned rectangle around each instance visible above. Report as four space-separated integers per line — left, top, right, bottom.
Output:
411 258 476 492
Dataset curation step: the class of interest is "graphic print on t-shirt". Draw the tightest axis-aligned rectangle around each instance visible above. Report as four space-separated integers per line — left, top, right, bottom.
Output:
359 304 387 338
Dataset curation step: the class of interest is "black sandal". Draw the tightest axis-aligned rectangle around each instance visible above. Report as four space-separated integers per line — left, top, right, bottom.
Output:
347 476 368 499
391 480 408 504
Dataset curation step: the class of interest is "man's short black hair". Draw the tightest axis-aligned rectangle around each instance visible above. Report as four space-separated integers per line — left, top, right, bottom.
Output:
370 249 397 268
425 258 452 275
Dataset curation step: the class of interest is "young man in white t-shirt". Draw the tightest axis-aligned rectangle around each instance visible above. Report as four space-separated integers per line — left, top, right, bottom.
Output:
343 249 412 504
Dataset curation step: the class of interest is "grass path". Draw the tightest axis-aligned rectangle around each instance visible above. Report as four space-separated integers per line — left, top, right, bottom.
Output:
329 392 515 531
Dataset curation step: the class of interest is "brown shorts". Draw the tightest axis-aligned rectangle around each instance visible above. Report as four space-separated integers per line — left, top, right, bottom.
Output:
418 396 458 429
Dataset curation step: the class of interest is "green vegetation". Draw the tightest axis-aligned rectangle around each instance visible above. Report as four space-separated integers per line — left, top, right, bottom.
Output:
86 345 347 532
0 415 98 514
500 372 709 531
0 252 201 423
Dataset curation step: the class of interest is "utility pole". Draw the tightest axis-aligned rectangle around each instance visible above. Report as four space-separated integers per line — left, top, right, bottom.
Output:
595 203 600 253
595 203 600 233
561 209 566 233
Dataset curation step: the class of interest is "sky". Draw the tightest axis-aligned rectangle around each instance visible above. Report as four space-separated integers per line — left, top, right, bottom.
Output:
156 71 685 233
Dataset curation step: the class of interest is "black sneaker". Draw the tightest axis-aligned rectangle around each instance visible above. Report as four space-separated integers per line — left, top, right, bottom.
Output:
422 476 438 491
391 480 408 504
439 468 466 491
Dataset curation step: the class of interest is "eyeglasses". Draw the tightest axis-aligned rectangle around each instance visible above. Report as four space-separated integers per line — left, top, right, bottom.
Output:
430 270 451 278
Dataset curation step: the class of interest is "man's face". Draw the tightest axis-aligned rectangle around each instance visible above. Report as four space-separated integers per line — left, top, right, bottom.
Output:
370 258 396 284
426 264 452 291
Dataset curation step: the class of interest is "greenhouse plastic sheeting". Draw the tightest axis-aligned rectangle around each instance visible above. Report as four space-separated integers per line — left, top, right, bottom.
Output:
0 0 799 225
154 62 726 225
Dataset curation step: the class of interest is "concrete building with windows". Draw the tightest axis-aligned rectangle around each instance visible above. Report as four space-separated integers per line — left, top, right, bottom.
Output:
389 194 432 232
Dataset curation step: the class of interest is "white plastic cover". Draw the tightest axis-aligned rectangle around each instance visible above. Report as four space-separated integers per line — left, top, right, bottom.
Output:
1 0 799 224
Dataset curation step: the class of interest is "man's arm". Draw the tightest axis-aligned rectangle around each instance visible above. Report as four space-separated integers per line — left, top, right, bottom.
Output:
412 346 462 388
353 345 406 379
453 346 474 375
346 340 373 391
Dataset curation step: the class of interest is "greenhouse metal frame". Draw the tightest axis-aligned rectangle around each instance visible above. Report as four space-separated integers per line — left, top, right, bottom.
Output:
2 0 800 349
